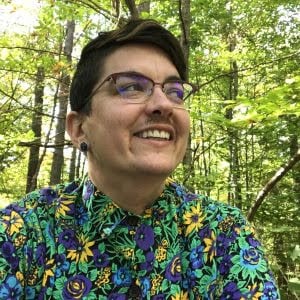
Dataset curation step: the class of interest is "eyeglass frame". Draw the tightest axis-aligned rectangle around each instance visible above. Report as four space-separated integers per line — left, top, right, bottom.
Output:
81 71 198 110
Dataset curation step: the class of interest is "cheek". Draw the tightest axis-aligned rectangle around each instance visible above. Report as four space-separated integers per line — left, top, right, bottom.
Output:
180 113 190 139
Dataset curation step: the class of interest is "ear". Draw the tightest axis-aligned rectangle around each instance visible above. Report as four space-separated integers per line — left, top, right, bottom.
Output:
66 111 86 149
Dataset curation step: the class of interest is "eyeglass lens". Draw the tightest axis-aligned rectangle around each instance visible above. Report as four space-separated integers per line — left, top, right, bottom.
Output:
113 73 192 106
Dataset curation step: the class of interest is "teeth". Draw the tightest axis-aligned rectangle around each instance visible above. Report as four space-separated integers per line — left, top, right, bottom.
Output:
139 130 170 140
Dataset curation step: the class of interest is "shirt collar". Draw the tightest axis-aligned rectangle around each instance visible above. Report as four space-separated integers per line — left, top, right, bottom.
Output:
76 176 182 239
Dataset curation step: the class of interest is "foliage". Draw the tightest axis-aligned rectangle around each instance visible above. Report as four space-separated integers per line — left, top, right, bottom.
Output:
0 0 299 296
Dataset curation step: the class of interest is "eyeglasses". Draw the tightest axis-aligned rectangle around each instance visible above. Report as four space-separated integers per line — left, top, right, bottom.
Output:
86 71 198 109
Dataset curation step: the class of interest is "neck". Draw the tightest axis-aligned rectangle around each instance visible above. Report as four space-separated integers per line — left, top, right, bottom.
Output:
88 168 167 215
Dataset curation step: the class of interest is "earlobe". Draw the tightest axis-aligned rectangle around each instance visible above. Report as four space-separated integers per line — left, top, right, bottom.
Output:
66 111 86 148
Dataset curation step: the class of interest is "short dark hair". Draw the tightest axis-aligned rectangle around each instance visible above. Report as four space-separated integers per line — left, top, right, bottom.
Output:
69 19 187 114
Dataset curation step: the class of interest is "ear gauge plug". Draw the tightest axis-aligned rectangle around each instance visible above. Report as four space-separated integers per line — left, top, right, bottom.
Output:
79 142 88 152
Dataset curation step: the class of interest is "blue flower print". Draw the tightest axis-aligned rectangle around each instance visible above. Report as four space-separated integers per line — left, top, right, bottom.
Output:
36 243 47 266
54 254 70 277
183 268 196 289
216 233 231 256
58 229 78 249
40 188 58 204
0 275 22 299
219 254 233 275
190 245 204 269
75 206 89 226
62 275 92 299
25 286 35 299
134 224 154 251
108 293 126 300
140 277 151 297
113 267 132 286
262 281 279 299
240 247 261 270
165 255 182 282
1 242 19 270
140 251 155 272
220 282 243 300
93 249 109 268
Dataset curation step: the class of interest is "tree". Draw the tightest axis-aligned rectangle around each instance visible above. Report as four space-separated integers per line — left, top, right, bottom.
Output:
0 0 299 295
50 20 75 185
26 66 45 192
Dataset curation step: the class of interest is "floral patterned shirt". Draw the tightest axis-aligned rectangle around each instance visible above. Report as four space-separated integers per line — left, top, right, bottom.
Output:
0 177 279 299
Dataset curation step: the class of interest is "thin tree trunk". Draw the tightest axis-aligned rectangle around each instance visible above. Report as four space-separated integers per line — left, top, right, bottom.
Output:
247 147 300 221
26 66 44 193
69 147 77 182
124 0 139 19
225 41 242 208
124 0 150 19
50 20 75 185
179 0 194 190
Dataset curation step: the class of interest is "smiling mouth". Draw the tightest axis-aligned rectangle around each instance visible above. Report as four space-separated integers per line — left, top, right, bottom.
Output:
135 130 171 140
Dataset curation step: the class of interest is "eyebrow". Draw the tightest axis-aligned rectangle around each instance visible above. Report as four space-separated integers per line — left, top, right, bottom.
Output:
121 70 182 82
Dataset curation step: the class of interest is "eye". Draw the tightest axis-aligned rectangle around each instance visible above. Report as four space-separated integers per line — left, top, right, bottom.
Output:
115 75 147 98
119 82 144 93
164 83 185 103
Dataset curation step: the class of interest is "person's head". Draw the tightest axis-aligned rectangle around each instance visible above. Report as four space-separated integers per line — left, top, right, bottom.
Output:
69 19 192 114
67 19 197 184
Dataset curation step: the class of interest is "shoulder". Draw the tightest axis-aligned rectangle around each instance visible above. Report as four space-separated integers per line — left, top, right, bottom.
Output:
166 181 253 242
0 179 82 237
168 181 246 224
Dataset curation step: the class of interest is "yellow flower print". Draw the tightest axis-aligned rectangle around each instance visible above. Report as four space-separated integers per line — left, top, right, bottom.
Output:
204 231 216 262
16 271 24 285
171 291 189 300
165 177 175 185
42 258 55 286
248 282 263 300
67 234 95 263
183 203 205 236
2 211 24 235
218 216 234 232
161 239 169 248
98 203 116 219
151 275 163 295
55 197 75 217
123 248 134 259
0 270 6 281
156 246 167 262
14 234 27 248
28 269 38 286
144 208 152 218
95 267 111 287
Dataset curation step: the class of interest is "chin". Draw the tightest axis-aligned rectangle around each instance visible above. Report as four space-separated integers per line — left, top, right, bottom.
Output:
137 162 177 177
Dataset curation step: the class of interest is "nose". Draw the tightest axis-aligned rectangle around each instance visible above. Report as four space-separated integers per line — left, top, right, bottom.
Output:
144 85 174 117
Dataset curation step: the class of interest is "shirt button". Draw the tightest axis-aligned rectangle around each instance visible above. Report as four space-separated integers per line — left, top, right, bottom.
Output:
125 216 140 226
127 283 141 299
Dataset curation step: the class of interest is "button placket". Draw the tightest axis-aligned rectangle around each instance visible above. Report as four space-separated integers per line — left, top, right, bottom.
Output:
125 215 140 227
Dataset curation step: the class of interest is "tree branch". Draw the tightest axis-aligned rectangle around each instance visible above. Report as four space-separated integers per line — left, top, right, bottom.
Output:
124 0 139 19
198 51 300 89
247 148 300 221
19 140 72 148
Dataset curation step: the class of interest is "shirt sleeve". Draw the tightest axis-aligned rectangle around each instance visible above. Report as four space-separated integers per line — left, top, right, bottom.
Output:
214 205 280 299
180 193 280 299
0 206 27 299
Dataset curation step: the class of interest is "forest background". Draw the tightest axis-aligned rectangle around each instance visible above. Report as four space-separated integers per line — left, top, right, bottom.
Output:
0 0 299 298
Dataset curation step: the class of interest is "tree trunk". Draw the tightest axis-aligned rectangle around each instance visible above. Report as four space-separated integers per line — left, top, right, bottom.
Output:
68 147 77 182
26 66 45 193
50 20 75 185
179 0 194 189
124 0 150 19
225 39 242 208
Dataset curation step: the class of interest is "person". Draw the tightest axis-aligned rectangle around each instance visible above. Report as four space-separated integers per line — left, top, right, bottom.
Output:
0 19 279 299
